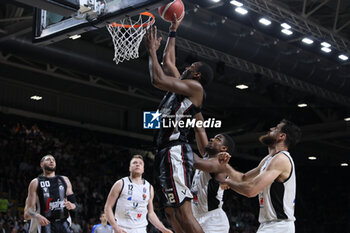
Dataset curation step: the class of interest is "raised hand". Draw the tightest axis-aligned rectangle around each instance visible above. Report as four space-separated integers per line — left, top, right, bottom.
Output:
145 26 162 52
220 183 230 190
169 13 184 31
218 152 231 164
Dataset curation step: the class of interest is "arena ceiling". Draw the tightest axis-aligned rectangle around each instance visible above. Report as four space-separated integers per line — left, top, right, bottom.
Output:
0 0 349 167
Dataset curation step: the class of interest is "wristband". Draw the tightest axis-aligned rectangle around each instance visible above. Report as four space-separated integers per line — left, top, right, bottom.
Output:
168 31 176 38
67 194 77 204
28 208 38 218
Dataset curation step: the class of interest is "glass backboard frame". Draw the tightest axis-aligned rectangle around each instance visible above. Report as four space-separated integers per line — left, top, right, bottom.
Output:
33 0 170 45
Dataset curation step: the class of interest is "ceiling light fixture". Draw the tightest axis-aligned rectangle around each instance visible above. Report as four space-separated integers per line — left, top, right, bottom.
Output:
321 42 331 48
230 0 243 7
308 156 317 160
297 103 307 108
281 23 291 29
236 84 249 89
341 163 348 167
30 95 42 101
321 47 331 53
259 18 271 26
338 54 349 61
69 34 81 40
235 7 248 15
344 117 350 121
281 29 293 35
302 38 314 45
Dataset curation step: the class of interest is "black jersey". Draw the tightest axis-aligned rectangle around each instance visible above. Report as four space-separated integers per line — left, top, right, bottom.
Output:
154 92 201 148
37 175 69 221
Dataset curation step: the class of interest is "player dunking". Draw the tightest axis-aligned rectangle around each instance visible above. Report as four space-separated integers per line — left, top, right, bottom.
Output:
220 119 301 233
24 155 77 233
145 15 214 233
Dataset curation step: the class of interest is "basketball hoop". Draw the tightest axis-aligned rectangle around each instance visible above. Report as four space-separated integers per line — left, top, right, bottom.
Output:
107 12 155 64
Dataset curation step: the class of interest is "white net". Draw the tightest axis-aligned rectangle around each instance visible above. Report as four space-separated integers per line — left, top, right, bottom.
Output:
107 13 154 64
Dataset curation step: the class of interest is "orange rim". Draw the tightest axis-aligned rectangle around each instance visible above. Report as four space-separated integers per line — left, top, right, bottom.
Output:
109 12 155 28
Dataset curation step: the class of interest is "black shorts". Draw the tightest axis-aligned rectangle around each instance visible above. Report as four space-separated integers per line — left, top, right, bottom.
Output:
41 220 72 233
155 143 194 208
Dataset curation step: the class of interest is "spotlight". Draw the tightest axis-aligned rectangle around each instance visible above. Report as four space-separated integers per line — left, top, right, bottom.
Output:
339 54 349 61
302 38 314 45
230 0 243 7
281 23 291 29
69 34 81 40
297 103 307 108
321 42 331 48
341 163 348 167
235 7 248 15
236 84 249 89
308 156 317 160
281 29 293 35
259 17 271 26
321 47 331 53
30 95 43 101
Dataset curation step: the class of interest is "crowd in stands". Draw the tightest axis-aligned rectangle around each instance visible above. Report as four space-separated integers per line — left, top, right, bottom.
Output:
1 113 349 233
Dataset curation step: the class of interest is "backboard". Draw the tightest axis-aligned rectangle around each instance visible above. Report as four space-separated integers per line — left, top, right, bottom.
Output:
33 0 170 44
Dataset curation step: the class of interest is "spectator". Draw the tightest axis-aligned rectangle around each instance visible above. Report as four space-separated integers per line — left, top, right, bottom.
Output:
17 223 26 233
71 218 82 233
0 222 5 233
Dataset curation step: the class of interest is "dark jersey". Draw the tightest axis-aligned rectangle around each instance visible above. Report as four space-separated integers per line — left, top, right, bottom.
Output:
154 92 201 148
37 175 69 221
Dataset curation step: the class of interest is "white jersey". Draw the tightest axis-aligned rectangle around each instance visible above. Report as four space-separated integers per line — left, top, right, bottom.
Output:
115 177 151 229
191 166 224 218
258 151 296 223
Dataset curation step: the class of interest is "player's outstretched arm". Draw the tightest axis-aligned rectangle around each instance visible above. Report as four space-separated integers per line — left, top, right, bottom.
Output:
220 154 269 183
146 28 201 94
24 179 50 226
147 186 173 233
194 112 208 156
193 152 229 174
223 153 288 197
146 26 203 101
104 180 126 233
162 13 182 78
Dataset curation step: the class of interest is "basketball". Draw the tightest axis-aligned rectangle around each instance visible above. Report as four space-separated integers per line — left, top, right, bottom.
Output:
158 0 185 22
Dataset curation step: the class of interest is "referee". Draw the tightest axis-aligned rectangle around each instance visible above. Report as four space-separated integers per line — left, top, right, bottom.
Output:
92 212 113 233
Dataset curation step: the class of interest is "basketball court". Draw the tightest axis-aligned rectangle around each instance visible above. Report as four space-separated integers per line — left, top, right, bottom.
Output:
0 0 350 232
